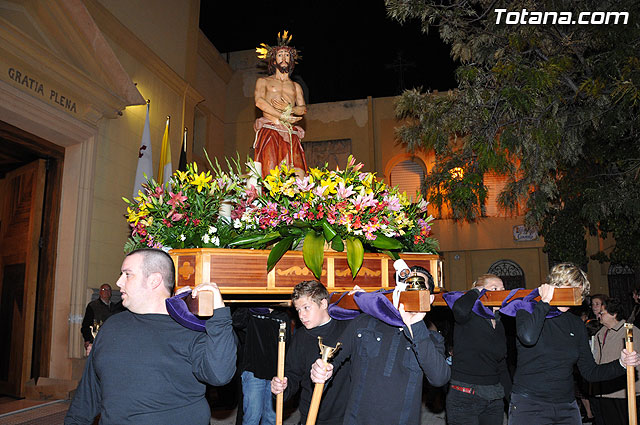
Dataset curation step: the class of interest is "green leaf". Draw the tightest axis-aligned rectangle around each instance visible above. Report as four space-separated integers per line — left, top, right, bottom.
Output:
368 234 403 250
267 236 295 272
346 237 364 279
320 219 337 241
228 231 280 247
331 236 344 252
292 235 305 251
280 226 304 237
382 250 401 261
302 230 325 280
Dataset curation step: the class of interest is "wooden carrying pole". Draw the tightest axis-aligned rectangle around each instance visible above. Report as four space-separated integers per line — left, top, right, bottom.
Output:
625 323 637 425
185 287 583 316
275 323 286 425
306 337 341 425
328 287 583 313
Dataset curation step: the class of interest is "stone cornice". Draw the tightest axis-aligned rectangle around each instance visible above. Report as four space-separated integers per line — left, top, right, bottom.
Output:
82 0 191 97
0 0 144 123
58 0 144 106
197 31 232 84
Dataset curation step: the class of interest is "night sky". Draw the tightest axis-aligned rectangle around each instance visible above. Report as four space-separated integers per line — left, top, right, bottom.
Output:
199 1 458 104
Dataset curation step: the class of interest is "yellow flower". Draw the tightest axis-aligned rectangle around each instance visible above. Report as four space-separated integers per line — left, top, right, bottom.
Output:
176 170 189 183
126 206 147 225
360 173 374 187
281 178 297 197
309 167 323 182
268 166 281 179
354 184 373 195
320 177 337 194
134 190 145 203
398 192 411 206
190 171 212 192
140 216 154 227
265 172 281 195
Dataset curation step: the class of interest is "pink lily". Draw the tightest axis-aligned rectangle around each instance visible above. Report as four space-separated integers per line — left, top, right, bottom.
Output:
336 181 355 199
296 175 314 192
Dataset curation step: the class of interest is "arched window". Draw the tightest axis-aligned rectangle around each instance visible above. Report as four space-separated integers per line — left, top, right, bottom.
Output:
608 264 635 314
389 159 425 202
488 259 525 290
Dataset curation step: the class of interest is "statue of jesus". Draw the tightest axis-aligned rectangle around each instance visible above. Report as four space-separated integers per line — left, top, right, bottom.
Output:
254 31 307 178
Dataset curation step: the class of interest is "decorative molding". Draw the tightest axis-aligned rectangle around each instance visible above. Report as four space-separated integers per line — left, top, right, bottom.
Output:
197 31 232 84
83 0 191 98
0 0 144 123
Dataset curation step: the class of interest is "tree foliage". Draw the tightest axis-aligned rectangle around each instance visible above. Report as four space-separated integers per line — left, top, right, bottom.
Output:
386 0 640 270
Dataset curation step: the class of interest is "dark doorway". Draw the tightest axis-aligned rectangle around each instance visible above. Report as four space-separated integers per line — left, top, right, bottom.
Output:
608 264 636 317
0 121 63 397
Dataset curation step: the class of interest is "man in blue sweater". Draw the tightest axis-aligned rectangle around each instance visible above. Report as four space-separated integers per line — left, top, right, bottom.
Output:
65 248 236 425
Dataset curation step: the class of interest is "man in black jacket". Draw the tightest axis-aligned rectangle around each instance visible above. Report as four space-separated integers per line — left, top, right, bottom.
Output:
446 274 510 425
310 274 451 425
80 283 125 356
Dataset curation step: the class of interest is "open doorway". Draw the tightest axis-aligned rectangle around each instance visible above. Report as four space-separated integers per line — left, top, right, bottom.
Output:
0 120 63 397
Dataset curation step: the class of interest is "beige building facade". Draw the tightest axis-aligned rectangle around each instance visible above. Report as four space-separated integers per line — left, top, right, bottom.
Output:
0 0 614 399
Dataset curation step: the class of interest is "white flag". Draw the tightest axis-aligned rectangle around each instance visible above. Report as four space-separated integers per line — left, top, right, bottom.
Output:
133 102 153 198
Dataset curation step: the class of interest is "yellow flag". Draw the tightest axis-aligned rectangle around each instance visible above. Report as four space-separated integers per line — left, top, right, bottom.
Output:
158 116 172 184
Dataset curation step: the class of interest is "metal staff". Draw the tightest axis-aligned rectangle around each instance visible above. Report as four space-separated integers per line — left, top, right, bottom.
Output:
276 322 286 425
625 323 637 425
305 337 341 425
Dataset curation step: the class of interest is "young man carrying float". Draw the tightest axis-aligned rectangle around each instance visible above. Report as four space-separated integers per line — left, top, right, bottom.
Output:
271 281 351 425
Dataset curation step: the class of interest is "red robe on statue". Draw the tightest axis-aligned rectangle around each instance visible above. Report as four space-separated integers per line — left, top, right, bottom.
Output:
253 117 307 178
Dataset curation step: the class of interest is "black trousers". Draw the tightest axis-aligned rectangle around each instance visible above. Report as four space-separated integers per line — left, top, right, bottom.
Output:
508 393 581 425
446 386 504 425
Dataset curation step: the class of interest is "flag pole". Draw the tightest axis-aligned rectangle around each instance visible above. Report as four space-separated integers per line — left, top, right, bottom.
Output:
158 116 172 184
178 127 188 171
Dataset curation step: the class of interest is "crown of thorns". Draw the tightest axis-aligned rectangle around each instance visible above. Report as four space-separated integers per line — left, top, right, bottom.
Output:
256 30 301 62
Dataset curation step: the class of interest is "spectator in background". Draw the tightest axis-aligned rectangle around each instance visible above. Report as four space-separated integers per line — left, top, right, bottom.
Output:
591 298 640 425
628 287 640 328
590 294 609 321
80 283 125 356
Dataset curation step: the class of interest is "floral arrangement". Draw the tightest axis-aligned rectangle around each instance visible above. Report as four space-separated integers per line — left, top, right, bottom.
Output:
123 155 438 280
122 161 237 252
